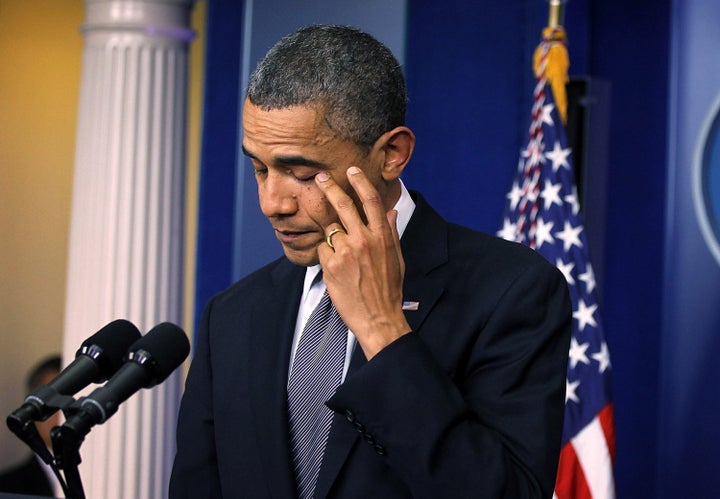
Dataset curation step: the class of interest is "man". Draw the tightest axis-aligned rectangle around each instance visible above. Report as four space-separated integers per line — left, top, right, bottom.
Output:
170 25 571 498
0 355 62 497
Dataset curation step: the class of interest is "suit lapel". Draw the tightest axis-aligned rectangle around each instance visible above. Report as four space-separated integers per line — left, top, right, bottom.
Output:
400 191 448 333
247 259 305 497
315 192 449 496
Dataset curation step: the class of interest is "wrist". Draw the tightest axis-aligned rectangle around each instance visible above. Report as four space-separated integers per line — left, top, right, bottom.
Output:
355 318 412 360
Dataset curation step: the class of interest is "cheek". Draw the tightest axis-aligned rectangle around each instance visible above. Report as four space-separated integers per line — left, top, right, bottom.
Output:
304 190 337 224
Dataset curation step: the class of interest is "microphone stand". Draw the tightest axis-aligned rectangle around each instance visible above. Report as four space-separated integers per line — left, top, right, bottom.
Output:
5 388 74 498
51 426 85 499
51 401 96 499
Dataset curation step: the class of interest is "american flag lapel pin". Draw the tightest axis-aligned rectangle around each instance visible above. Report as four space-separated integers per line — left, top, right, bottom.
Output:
402 301 420 311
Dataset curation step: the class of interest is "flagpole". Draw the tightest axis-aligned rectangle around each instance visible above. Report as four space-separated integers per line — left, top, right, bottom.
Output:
547 0 567 29
536 0 570 123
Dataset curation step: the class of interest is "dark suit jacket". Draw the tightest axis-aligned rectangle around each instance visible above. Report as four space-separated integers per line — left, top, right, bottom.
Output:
170 192 571 498
0 455 54 497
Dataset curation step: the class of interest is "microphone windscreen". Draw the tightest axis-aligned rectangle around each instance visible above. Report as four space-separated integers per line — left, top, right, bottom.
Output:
78 319 142 379
129 322 190 384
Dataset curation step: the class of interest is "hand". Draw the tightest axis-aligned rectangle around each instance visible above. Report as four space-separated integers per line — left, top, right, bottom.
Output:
315 167 411 359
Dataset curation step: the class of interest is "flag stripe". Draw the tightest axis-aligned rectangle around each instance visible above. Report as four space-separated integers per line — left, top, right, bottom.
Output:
598 403 616 464
555 443 592 499
573 413 616 499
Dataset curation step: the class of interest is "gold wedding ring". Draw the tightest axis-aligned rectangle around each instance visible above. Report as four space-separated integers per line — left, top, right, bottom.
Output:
325 227 346 249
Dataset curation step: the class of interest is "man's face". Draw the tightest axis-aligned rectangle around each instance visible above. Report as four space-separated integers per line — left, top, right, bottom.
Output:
242 100 384 266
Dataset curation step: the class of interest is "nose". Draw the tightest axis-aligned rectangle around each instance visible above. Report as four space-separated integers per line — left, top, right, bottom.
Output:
258 171 297 217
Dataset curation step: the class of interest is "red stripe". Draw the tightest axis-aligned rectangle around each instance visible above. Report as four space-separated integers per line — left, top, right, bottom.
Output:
598 403 616 465
554 442 592 499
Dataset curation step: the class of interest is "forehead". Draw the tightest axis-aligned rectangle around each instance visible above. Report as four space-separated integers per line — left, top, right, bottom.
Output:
242 100 335 148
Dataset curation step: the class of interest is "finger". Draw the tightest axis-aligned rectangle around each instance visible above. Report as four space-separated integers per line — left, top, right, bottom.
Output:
317 234 334 263
345 166 388 230
324 224 347 250
386 209 401 249
386 209 405 275
315 171 365 233
317 224 345 281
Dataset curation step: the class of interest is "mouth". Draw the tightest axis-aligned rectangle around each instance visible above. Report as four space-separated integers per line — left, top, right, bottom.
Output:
274 228 318 246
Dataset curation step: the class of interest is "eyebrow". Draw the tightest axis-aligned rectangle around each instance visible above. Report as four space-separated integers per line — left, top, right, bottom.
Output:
241 145 325 168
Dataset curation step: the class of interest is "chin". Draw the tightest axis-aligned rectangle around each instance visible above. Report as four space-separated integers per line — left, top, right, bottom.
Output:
283 247 320 267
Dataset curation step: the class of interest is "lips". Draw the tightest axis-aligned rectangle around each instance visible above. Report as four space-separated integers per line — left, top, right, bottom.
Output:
274 228 317 246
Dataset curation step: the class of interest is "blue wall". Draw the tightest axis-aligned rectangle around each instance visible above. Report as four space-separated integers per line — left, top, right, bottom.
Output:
196 0 720 496
660 1 720 497
580 3 670 497
194 0 244 325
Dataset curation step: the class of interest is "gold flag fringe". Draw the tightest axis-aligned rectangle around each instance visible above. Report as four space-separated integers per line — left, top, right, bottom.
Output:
533 26 569 124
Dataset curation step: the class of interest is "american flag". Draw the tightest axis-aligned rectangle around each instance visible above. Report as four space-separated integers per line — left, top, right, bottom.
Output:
497 35 616 499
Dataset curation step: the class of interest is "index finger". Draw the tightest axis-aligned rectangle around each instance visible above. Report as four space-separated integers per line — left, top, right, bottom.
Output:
315 169 365 233
344 166 389 230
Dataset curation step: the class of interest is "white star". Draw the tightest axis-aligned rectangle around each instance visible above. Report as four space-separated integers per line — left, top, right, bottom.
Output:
573 299 598 332
497 218 518 242
545 140 572 172
591 342 612 373
564 185 580 215
507 181 523 211
578 263 597 294
534 217 555 249
568 337 590 369
541 103 555 126
556 220 584 252
555 258 575 285
566 378 580 404
540 180 563 210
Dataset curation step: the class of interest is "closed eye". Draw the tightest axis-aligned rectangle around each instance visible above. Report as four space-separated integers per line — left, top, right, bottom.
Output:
241 145 325 183
290 168 319 182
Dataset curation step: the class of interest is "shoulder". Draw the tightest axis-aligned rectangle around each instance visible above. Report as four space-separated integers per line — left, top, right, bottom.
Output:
449 222 554 270
202 256 303 312
446 222 566 295
0 455 34 480
410 190 560 278
0 456 51 494
407 191 564 289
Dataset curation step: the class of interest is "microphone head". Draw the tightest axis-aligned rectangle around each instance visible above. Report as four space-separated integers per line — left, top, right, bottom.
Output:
77 319 142 382
128 322 190 387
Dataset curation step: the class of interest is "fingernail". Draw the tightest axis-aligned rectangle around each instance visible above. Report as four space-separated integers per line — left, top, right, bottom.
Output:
347 166 361 175
316 172 330 182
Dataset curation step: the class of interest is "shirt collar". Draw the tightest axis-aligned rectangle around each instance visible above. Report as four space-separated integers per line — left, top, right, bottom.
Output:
394 178 415 239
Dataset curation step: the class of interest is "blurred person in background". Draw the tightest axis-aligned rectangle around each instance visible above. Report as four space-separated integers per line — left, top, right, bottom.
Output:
0 355 62 497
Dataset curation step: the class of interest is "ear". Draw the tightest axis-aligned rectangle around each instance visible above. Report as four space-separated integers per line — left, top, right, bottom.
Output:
375 126 415 181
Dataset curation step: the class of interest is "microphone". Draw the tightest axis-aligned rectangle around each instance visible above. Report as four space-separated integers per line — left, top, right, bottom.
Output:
7 319 142 434
60 322 190 437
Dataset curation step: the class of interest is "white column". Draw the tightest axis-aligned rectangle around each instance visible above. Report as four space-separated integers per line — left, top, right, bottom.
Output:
63 1 194 498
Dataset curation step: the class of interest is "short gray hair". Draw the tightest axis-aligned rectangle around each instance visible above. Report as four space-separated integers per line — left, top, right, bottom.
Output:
246 24 407 150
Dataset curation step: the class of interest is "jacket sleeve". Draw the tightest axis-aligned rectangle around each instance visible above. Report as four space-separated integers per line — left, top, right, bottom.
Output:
168 298 222 499
327 259 572 498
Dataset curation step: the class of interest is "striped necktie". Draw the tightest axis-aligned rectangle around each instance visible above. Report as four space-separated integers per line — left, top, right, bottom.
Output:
287 289 348 498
